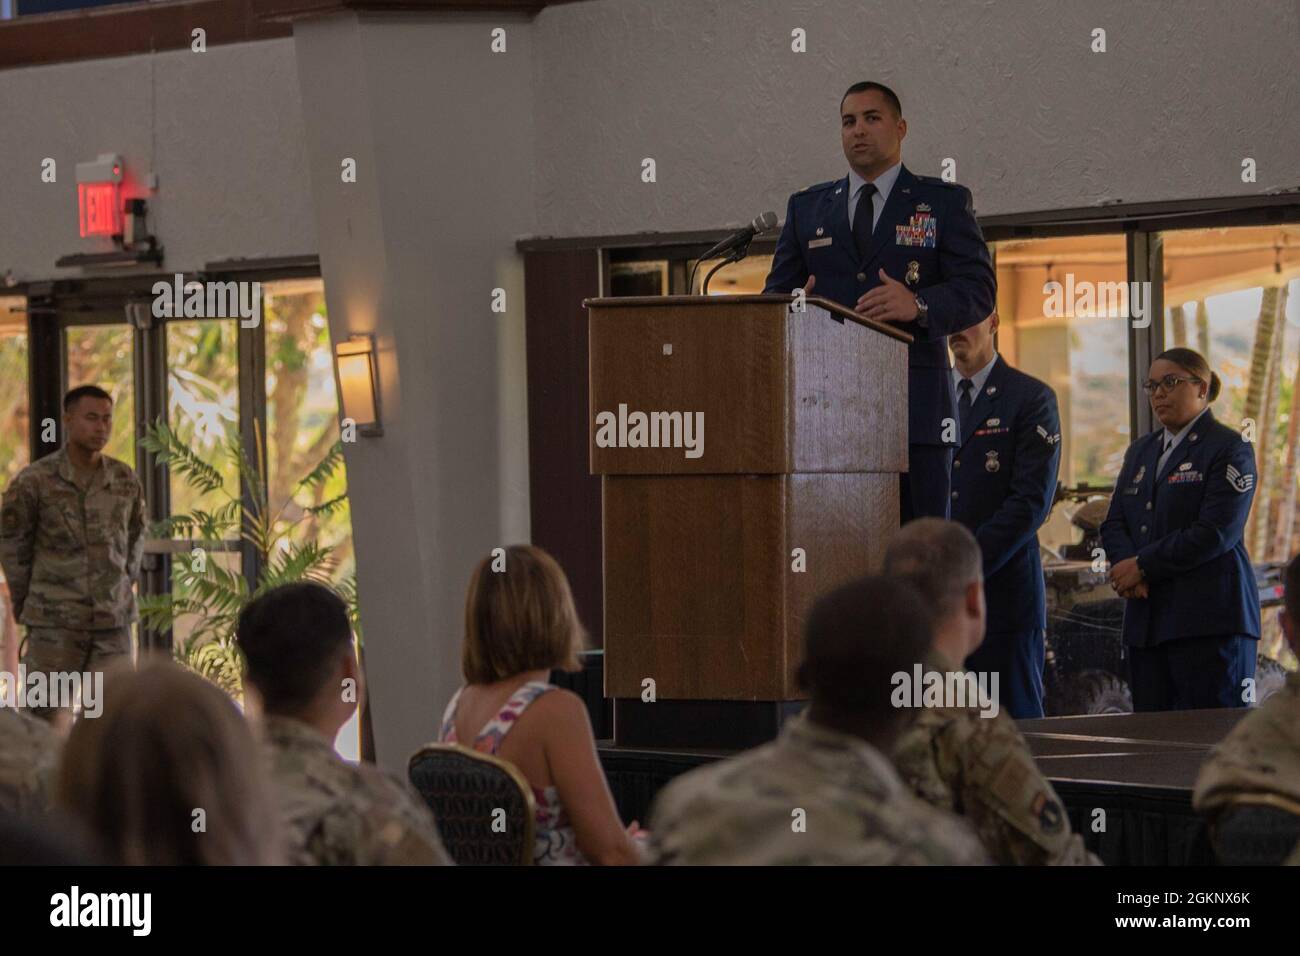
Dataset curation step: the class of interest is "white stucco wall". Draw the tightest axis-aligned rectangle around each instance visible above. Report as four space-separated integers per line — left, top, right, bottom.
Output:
0 38 313 281
531 0 1300 233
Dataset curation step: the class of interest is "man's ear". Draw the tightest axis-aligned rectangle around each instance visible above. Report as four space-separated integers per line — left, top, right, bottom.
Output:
966 579 983 617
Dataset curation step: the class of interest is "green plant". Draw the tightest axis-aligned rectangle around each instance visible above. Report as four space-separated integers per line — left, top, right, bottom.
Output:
138 419 358 695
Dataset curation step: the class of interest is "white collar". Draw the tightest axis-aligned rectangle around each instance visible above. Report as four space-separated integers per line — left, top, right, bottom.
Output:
848 160 903 204
952 352 999 397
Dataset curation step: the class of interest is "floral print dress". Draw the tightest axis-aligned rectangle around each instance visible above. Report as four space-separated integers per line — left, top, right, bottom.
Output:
438 680 587 865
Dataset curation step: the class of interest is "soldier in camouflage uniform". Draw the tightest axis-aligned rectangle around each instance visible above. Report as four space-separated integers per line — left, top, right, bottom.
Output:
884 519 1099 865
0 705 59 815
1193 553 1300 826
0 386 144 720
263 714 450 865
237 581 451 866
648 576 988 865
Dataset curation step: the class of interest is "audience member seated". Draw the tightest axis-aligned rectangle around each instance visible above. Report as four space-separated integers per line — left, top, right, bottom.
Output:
237 582 451 866
0 809 98 865
884 519 1099 865
646 575 989 865
438 545 640 865
1193 552 1300 862
56 657 280 865
0 702 59 817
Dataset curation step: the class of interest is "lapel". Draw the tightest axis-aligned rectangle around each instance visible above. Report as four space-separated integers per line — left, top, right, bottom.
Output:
958 356 1006 450
861 164 917 271
1155 409 1213 484
825 176 858 270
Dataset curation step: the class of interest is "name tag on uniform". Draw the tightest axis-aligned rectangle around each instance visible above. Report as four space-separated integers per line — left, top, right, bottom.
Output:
808 237 833 249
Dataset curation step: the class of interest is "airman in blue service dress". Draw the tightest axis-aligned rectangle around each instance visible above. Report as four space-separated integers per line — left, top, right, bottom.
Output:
763 164 996 520
1100 409 1260 711
949 354 1061 718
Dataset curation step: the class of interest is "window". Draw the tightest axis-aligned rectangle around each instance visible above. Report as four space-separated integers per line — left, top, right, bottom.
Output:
1160 225 1300 569
0 297 28 485
64 323 135 466
993 236 1131 555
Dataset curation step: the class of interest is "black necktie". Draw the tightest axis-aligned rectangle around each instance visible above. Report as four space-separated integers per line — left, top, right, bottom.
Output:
958 379 974 431
852 182 877 263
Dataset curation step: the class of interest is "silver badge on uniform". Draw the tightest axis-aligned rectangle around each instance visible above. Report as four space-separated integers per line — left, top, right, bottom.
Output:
985 450 1000 473
1134 465 1146 484
987 418 1001 427
816 226 824 236
986 386 998 396
906 260 920 285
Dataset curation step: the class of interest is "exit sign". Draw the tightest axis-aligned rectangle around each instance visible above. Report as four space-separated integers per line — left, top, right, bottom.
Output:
78 181 121 238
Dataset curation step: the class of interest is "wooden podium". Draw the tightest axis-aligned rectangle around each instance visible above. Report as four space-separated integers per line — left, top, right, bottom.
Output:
583 294 912 748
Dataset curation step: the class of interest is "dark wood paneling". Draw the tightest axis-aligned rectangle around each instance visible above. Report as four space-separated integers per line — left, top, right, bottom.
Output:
523 249 604 647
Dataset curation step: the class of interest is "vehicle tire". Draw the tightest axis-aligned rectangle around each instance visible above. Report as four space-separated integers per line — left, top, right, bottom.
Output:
1059 669 1133 715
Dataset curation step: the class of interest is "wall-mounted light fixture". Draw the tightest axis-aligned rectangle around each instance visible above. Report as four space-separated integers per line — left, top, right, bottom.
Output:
335 333 382 436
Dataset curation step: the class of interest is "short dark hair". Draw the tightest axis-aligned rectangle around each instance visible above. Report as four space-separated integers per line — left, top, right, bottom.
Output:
840 81 902 118
798 575 931 725
63 385 113 411
236 582 352 715
1285 553 1300 623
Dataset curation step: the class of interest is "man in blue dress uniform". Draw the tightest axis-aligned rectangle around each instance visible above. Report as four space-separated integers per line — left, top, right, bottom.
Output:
948 313 1062 718
763 81 996 520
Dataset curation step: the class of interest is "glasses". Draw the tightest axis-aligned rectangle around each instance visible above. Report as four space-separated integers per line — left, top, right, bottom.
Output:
1141 374 1202 395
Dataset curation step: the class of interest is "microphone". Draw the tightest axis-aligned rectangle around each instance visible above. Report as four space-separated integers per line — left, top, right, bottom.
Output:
697 211 778 261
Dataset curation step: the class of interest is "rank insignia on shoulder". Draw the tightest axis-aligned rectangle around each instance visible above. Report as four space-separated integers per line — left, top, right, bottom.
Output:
1035 424 1061 444
1226 464 1255 493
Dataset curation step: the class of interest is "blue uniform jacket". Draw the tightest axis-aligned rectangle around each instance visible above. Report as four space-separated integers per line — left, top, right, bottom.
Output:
1099 410 1261 648
950 357 1061 635
762 164 996 446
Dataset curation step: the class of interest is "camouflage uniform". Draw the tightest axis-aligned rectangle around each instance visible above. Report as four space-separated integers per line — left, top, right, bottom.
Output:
892 651 1100 865
1193 669 1300 817
0 705 59 816
262 715 452 866
0 448 143 718
647 712 989 865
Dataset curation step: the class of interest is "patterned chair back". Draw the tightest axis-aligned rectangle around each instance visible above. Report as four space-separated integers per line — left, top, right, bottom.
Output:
1210 793 1300 866
408 743 536 865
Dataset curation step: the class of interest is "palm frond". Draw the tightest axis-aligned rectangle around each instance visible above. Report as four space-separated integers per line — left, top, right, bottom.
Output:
294 441 344 496
141 420 226 495
304 493 350 518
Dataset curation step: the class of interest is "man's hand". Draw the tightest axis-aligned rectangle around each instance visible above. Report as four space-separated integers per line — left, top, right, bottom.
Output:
1118 581 1149 600
1109 556 1143 593
798 274 816 295
855 269 919 323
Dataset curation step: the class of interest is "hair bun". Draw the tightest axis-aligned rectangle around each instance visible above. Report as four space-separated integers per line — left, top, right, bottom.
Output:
1208 370 1221 402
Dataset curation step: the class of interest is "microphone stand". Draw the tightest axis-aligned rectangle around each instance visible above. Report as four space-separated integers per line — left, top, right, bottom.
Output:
698 240 751 296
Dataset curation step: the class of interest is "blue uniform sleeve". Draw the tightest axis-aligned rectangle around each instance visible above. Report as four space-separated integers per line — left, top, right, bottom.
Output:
762 192 809 294
1136 438 1257 581
1100 447 1138 564
975 385 1061 578
912 185 995 341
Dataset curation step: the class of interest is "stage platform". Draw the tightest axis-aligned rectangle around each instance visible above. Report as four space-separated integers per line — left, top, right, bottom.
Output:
597 708 1249 865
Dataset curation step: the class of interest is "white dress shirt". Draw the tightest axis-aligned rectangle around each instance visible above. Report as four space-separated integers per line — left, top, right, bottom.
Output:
952 353 999 403
848 161 902 234
1157 407 1210 475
